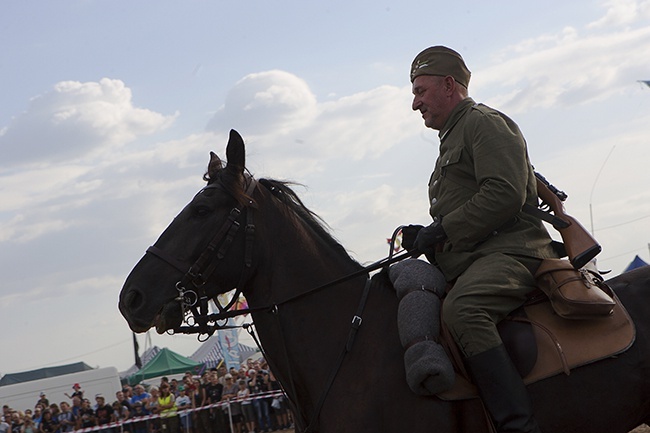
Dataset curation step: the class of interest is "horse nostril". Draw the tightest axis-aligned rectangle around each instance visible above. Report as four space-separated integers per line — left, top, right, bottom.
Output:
125 289 144 311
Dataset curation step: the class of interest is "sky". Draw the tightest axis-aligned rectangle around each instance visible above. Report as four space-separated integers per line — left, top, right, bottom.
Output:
1 0 649 378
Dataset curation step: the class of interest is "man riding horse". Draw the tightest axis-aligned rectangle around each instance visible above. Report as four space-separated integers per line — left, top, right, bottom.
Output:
404 46 559 433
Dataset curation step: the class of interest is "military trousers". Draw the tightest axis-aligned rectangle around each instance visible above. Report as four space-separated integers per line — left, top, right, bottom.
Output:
441 252 540 357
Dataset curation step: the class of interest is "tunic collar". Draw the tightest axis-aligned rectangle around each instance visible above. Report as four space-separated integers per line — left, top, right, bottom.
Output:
438 97 476 143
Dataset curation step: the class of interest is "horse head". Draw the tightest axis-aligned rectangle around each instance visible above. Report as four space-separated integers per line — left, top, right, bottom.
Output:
119 129 259 334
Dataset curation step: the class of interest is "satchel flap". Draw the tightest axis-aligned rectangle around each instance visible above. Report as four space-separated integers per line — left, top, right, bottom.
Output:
534 258 574 279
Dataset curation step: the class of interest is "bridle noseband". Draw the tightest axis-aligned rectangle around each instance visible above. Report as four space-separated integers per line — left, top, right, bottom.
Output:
146 177 258 339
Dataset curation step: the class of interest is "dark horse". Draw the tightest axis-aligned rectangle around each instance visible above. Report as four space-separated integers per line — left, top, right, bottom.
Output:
120 130 650 433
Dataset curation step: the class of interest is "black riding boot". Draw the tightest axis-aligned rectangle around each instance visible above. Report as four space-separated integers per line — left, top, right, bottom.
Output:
465 344 542 433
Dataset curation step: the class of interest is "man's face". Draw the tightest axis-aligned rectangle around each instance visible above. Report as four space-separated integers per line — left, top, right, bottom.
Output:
411 75 451 131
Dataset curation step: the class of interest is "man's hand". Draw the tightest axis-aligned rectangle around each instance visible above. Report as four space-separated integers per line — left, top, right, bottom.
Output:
401 224 424 252
413 216 447 254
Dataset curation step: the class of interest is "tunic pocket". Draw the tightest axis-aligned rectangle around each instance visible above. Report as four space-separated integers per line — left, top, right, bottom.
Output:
440 147 478 193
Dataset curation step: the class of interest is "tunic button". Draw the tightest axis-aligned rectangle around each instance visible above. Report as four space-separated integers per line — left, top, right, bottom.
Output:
431 198 437 205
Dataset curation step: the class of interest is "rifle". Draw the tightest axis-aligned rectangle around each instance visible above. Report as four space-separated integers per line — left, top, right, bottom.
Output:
524 172 602 269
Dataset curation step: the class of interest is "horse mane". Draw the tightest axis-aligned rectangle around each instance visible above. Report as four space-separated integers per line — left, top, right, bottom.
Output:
258 178 362 269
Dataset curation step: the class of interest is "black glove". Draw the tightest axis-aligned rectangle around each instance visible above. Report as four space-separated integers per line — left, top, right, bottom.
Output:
413 216 447 254
401 225 424 252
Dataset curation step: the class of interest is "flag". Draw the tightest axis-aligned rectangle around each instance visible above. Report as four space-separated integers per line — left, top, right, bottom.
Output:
133 332 143 369
387 229 403 253
232 294 248 311
217 319 241 370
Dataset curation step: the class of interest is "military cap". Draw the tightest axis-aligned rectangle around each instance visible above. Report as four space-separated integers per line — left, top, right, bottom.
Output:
410 46 471 87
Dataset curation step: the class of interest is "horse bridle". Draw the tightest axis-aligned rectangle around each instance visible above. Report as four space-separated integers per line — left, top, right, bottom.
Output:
145 175 412 432
146 177 259 338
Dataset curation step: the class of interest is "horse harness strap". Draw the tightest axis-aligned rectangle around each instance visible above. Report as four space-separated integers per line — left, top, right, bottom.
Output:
146 177 258 336
242 278 373 433
302 277 372 432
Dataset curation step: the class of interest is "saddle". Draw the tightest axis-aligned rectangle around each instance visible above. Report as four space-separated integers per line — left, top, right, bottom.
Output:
436 290 636 401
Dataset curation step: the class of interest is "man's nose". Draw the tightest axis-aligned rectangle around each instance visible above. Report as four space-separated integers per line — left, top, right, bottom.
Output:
412 96 421 111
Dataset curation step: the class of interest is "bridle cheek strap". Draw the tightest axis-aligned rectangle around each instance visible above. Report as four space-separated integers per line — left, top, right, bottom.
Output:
145 178 258 337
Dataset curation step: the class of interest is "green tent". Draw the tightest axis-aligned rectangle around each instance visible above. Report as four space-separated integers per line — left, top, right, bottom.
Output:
128 348 202 385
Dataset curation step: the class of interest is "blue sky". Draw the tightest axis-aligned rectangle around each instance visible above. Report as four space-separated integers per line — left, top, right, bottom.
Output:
1 0 649 378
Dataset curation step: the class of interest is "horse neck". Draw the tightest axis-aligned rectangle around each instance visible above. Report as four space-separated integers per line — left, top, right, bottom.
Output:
244 202 367 420
248 200 363 304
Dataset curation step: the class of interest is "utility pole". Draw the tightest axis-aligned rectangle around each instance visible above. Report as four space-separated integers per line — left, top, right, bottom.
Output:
589 146 616 235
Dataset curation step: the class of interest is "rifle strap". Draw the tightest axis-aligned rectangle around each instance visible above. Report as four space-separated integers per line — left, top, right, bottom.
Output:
522 203 570 229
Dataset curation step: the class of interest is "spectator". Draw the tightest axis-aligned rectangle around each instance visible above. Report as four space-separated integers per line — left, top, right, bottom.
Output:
128 402 147 433
64 384 83 401
204 371 226 433
20 417 36 433
237 380 255 433
94 395 115 433
0 415 9 433
10 412 23 433
47 405 59 421
249 371 271 433
170 380 179 397
175 385 193 433
268 371 290 430
37 410 56 433
130 385 151 415
191 378 209 433
157 383 178 433
31 407 42 430
220 377 240 433
146 387 160 433
2 406 10 422
55 402 76 433
122 385 134 402
216 367 227 386
111 401 129 430
69 397 82 420
35 396 48 412
78 400 95 430
116 391 132 412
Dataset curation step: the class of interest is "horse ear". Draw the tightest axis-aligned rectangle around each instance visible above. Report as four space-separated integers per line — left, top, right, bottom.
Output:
226 129 246 173
205 151 223 181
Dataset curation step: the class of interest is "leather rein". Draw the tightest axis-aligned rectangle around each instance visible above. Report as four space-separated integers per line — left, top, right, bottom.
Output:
145 176 412 431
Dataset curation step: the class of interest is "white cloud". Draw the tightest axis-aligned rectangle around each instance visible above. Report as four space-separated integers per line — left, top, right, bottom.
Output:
588 0 650 28
0 78 177 167
207 70 318 135
476 20 650 113
208 70 421 179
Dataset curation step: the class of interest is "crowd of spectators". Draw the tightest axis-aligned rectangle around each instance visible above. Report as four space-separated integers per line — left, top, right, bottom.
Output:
1 358 293 433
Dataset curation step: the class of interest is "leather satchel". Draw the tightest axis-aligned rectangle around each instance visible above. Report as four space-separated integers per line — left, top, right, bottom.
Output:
534 258 615 319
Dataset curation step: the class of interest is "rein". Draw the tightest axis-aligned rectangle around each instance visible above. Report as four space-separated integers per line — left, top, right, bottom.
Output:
146 176 412 431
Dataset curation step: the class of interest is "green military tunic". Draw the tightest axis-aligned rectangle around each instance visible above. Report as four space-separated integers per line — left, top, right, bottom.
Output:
428 97 557 356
